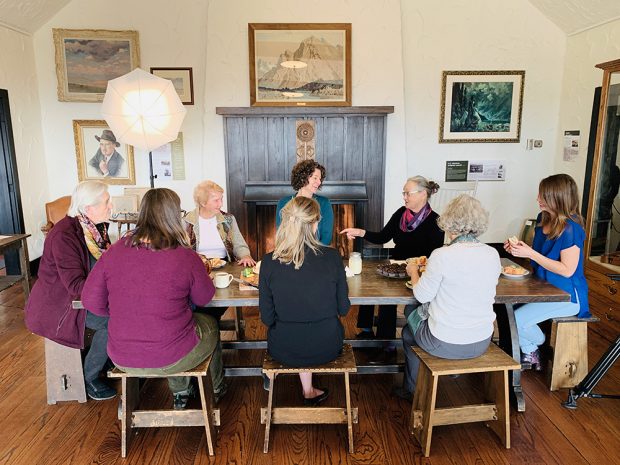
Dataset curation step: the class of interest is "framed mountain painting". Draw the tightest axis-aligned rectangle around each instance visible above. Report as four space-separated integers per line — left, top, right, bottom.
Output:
439 70 525 143
248 23 351 106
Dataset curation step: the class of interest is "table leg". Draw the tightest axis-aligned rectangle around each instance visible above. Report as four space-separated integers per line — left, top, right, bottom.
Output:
19 238 31 298
494 303 525 412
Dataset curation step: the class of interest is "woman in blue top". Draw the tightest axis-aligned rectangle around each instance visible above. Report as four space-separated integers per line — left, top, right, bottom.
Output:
276 160 333 246
505 174 589 370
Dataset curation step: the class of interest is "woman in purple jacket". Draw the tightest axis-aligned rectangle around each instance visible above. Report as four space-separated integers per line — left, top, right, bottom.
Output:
25 180 116 401
82 188 226 410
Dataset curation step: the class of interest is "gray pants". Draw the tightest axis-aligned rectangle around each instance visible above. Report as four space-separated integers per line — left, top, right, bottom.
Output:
401 320 491 394
115 313 224 394
84 311 110 383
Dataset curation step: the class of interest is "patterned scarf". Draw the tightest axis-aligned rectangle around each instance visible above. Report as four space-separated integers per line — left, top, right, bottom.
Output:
399 202 432 232
449 233 480 245
77 214 110 260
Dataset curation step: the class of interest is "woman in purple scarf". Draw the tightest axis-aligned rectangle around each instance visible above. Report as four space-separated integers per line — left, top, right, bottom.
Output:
341 176 445 361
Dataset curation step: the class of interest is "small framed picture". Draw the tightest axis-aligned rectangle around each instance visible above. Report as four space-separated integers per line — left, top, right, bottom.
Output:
150 67 194 105
439 70 525 143
73 120 136 185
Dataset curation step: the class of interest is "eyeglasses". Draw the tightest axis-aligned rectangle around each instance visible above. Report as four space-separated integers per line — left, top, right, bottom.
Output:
180 209 188 218
402 190 423 197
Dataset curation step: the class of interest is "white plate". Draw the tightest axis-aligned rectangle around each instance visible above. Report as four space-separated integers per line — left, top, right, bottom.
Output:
501 269 530 279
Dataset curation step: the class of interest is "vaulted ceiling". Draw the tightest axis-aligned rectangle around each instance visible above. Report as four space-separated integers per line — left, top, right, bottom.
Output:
0 0 620 35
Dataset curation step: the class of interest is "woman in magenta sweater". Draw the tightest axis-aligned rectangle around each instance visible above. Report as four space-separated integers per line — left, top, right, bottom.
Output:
82 188 226 409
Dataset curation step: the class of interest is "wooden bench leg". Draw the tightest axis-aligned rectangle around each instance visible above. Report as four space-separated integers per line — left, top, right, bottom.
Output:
121 377 139 458
263 373 275 453
410 364 438 457
344 372 354 453
549 321 588 391
485 370 511 448
197 373 216 456
44 338 86 404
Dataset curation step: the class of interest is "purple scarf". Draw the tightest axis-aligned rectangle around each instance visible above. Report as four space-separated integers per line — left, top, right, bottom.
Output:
400 203 432 232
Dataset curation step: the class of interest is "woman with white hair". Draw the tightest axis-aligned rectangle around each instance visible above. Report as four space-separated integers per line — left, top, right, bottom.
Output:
25 180 116 401
260 196 350 405
392 194 501 401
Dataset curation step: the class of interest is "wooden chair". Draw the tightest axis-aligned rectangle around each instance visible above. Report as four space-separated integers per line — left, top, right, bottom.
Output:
261 344 358 453
41 196 71 234
108 354 220 458
44 338 86 404
548 316 599 391
409 343 520 457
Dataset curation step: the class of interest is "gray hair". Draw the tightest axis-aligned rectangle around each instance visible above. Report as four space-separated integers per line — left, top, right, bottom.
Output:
437 194 489 237
67 181 109 217
407 176 440 198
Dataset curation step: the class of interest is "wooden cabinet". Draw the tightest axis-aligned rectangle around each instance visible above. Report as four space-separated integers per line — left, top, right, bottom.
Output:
583 59 620 343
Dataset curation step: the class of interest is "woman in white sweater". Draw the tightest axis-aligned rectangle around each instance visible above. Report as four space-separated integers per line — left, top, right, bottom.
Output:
393 194 501 401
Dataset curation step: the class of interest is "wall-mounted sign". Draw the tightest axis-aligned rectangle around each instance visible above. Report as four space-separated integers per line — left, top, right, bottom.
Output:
446 160 506 182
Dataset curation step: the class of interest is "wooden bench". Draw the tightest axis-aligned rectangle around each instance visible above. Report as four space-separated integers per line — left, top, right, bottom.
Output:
108 354 220 458
261 344 358 453
410 343 520 457
44 338 86 404
548 316 599 391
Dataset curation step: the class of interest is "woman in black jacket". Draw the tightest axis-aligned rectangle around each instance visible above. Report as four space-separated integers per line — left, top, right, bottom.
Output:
260 196 350 405
341 176 445 358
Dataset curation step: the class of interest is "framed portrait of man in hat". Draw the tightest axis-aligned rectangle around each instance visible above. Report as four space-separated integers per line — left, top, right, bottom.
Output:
73 120 135 185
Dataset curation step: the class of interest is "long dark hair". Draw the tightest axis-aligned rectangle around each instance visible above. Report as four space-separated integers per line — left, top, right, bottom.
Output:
127 188 190 250
538 174 583 240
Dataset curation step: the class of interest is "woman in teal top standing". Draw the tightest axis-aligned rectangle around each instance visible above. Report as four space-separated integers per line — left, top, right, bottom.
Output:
276 159 333 246
505 174 589 370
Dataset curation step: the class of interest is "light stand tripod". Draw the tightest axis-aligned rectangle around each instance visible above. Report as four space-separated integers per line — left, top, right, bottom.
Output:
563 334 620 409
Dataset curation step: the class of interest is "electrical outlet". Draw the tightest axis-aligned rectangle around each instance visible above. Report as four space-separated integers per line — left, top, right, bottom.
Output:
534 140 543 148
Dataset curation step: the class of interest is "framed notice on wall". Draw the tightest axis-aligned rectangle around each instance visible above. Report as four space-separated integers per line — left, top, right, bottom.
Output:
446 160 506 182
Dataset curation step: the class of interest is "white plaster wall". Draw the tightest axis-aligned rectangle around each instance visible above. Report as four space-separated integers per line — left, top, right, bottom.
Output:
0 25 48 257
555 19 620 191
401 0 567 241
32 0 209 213
203 0 407 216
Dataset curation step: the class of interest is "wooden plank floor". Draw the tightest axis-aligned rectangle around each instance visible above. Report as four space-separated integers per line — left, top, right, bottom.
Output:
1 283 619 465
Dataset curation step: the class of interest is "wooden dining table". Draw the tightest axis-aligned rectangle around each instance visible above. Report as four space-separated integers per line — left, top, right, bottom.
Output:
73 257 569 412
208 258 569 412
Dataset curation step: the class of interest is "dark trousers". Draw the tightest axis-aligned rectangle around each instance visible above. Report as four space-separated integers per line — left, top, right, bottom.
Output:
356 305 397 339
193 306 227 320
83 311 109 383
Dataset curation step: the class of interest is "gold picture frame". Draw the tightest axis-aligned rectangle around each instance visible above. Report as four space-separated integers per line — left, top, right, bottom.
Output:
53 28 140 102
73 120 136 185
439 70 525 143
248 23 351 106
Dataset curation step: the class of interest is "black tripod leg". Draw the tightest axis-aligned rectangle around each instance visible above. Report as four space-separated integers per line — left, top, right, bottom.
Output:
564 334 620 409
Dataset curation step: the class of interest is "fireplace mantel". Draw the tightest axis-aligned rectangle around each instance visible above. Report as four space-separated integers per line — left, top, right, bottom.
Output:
218 105 393 257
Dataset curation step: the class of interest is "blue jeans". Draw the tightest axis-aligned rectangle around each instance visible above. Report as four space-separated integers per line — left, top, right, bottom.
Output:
84 311 110 383
514 301 579 354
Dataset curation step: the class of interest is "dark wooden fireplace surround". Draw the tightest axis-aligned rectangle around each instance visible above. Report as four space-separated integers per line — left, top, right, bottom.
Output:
216 106 394 259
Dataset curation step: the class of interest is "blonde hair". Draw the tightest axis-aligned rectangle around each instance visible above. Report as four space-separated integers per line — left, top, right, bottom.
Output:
538 174 583 240
273 196 322 269
437 194 489 237
193 180 224 207
406 176 440 198
68 180 108 217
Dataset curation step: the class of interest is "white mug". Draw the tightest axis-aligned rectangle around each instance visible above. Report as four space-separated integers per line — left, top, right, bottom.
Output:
214 272 233 289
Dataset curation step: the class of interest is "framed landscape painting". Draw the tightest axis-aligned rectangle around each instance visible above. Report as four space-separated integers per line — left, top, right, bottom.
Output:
439 70 525 143
53 29 140 102
150 67 194 105
73 120 135 185
248 23 351 106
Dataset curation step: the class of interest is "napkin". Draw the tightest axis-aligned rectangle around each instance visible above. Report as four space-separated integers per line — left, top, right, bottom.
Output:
344 266 355 278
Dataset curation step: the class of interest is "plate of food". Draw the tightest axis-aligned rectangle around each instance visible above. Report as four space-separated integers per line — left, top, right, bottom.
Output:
377 263 408 278
240 267 259 288
209 257 226 269
501 265 530 279
406 256 428 273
